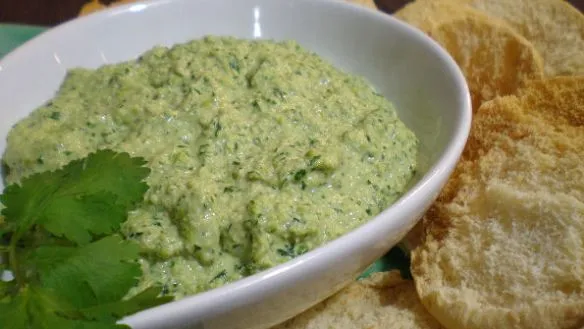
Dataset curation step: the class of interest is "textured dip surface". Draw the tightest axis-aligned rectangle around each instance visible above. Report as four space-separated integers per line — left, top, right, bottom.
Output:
3 36 418 297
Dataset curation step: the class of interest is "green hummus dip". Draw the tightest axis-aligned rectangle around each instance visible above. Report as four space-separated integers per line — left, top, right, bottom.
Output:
3 36 418 298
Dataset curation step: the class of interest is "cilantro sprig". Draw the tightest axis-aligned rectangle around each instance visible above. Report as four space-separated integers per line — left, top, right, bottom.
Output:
0 150 172 329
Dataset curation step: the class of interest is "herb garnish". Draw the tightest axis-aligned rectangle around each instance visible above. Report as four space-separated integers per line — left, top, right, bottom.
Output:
0 150 172 328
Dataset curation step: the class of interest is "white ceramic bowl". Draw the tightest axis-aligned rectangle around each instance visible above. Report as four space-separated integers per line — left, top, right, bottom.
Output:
0 0 471 328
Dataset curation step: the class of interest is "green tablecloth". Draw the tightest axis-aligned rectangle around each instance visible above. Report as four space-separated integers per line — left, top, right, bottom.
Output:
0 24 46 58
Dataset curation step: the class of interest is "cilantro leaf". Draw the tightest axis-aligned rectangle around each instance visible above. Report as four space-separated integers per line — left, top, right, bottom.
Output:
0 214 9 236
0 285 128 329
0 150 150 245
40 191 126 246
0 288 28 329
25 235 141 308
0 150 171 329
81 286 174 322
0 277 12 297
2 237 171 329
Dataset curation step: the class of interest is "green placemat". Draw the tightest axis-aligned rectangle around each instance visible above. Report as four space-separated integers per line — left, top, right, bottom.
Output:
0 23 412 279
0 24 47 58
359 244 411 279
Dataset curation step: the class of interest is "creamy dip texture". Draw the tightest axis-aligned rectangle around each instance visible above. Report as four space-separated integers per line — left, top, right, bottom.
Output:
3 36 418 298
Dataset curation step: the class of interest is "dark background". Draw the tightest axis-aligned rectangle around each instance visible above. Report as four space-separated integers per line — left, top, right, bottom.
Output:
1 0 583 26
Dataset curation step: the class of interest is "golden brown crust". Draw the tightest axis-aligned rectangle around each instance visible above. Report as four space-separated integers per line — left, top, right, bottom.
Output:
395 2 544 111
517 78 584 127
448 0 584 76
394 1 479 31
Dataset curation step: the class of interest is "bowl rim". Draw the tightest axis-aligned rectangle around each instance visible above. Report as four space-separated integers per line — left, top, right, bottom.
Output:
0 0 472 326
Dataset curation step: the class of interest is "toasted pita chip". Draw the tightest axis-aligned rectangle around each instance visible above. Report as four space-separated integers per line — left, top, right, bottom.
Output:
412 76 584 329
394 1 477 31
79 0 137 16
395 2 544 110
79 0 106 16
449 0 584 76
272 271 443 329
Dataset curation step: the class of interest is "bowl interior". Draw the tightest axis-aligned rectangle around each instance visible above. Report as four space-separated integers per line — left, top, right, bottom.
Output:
0 0 470 328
